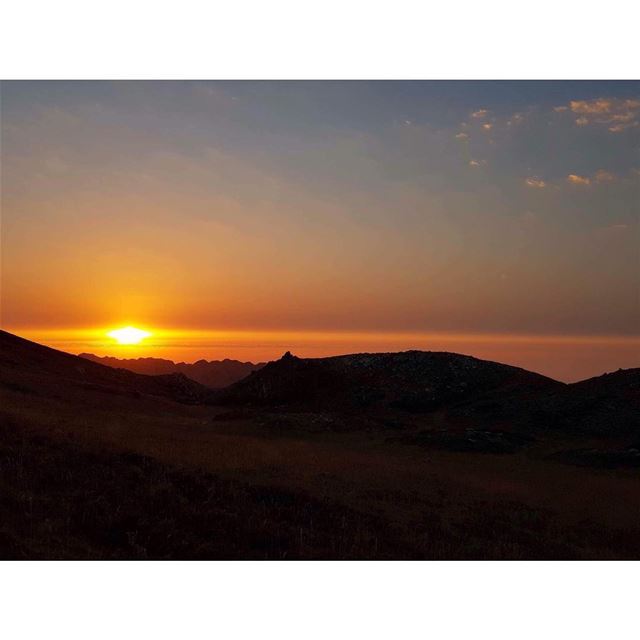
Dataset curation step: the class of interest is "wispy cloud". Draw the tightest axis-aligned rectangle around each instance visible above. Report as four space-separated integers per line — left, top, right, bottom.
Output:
482 123 493 131
565 170 618 186
567 174 591 186
525 177 546 188
594 169 616 183
469 159 486 167
455 132 469 140
570 98 615 115
506 113 526 126
471 109 489 119
559 97 640 132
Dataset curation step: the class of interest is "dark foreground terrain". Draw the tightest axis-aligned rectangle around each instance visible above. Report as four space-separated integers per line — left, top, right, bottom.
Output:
1 330 639 559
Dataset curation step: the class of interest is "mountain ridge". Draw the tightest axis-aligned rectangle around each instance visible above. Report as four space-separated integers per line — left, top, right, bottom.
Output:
79 352 265 388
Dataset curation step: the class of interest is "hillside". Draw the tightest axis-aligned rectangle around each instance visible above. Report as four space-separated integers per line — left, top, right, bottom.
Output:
0 330 216 405
220 351 640 437
80 353 265 388
538 368 640 435
221 350 563 412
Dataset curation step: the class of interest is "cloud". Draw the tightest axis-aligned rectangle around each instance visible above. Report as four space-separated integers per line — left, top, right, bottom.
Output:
570 98 615 115
523 171 616 189
594 169 616 183
471 109 489 119
567 174 591 186
564 170 618 186
608 123 631 133
455 132 469 140
469 159 487 167
553 106 568 112
559 97 640 132
482 123 493 131
506 113 525 126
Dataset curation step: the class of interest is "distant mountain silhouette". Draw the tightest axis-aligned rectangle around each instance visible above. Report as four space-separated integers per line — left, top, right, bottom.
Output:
0 330 216 405
79 353 265 388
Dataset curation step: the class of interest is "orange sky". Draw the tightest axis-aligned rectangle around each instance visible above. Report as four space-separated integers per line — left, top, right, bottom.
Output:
8 328 639 383
1 81 638 382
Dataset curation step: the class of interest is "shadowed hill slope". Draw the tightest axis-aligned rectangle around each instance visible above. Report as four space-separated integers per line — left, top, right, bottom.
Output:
79 353 265 389
221 350 563 413
0 330 216 405
538 368 640 435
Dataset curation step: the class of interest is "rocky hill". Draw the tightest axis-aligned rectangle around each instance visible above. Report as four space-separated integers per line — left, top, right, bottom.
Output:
221 350 563 413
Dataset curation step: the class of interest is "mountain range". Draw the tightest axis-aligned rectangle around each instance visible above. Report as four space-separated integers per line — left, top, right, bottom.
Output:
79 353 265 388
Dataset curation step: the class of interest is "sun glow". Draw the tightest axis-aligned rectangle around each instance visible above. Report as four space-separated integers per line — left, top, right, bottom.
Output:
107 326 151 345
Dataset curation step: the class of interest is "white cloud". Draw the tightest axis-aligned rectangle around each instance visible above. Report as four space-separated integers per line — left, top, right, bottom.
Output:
471 109 489 119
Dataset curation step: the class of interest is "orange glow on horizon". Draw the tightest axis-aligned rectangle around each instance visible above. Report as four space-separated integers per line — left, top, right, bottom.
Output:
3 326 639 383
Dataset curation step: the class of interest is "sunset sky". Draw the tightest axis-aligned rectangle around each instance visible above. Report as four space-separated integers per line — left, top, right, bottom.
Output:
1 81 638 380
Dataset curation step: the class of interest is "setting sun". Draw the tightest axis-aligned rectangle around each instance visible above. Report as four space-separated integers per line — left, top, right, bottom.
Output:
107 326 151 345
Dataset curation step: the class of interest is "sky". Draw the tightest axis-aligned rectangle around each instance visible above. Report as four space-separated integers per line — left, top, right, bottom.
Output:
1 81 638 380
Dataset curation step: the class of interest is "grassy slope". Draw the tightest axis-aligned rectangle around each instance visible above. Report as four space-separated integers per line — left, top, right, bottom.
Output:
4 413 640 560
3 381 640 559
